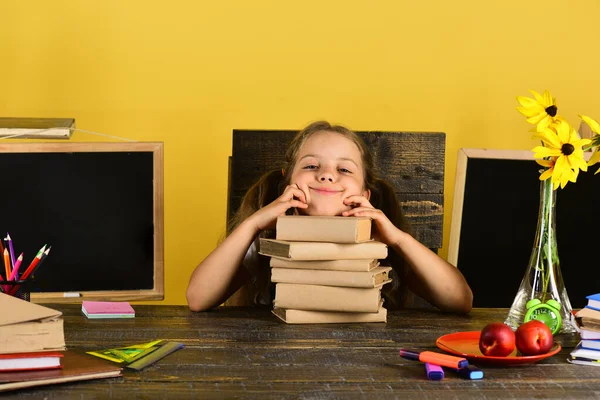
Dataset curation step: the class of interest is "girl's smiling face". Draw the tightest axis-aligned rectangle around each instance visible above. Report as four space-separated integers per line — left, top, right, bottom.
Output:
290 130 369 216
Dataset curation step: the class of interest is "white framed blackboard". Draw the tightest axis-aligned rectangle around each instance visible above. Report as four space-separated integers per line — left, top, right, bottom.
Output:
448 148 598 309
0 142 164 303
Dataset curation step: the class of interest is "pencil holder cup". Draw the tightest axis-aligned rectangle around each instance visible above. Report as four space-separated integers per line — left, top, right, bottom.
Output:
0 279 33 301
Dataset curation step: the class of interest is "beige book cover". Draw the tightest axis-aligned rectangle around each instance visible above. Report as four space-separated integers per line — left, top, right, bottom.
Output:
270 258 379 272
576 307 600 329
276 215 372 243
272 302 387 324
271 266 392 288
259 239 388 261
274 283 383 312
0 118 75 139
0 293 66 354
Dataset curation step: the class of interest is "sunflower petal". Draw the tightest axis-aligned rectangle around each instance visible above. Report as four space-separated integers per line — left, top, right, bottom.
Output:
581 115 600 134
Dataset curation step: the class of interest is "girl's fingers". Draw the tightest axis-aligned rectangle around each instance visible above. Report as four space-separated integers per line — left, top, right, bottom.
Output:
296 182 311 205
344 195 373 208
342 207 383 217
282 185 307 204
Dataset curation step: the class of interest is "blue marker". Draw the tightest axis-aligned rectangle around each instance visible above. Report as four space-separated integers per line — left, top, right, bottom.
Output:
454 365 484 380
425 363 444 380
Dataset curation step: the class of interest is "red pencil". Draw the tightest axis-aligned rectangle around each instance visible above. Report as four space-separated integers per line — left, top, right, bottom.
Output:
19 245 46 281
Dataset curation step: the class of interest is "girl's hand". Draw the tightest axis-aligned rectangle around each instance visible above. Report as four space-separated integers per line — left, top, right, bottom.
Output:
249 184 309 231
342 195 402 246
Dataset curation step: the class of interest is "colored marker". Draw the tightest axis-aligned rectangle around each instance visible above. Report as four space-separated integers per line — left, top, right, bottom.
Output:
8 253 23 281
399 349 468 369
425 363 444 380
453 365 484 380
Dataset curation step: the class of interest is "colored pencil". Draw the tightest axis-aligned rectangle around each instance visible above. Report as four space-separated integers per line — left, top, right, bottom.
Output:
30 246 51 277
3 249 10 281
19 245 46 281
8 253 23 281
6 234 16 275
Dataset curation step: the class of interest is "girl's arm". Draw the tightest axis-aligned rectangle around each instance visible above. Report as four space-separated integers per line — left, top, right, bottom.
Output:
186 184 308 311
391 231 473 314
342 196 473 314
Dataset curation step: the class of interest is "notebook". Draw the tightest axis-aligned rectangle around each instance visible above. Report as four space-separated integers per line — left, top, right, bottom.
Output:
81 301 135 319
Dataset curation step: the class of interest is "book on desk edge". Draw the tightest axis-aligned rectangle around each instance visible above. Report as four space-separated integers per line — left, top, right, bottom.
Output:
274 282 389 313
270 257 379 271
275 215 372 243
271 266 392 288
272 302 387 324
0 351 121 392
259 238 387 261
0 351 63 372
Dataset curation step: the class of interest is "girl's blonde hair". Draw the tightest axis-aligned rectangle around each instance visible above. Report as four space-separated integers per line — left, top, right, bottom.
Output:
229 121 412 308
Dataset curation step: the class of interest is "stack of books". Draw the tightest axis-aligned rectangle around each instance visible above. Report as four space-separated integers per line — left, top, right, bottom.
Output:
569 293 600 366
0 293 122 392
259 216 390 324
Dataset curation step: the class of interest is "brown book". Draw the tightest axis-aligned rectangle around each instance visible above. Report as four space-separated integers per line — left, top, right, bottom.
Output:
259 239 387 261
0 351 122 392
276 216 372 243
271 266 392 288
0 118 75 139
270 258 379 272
274 283 383 312
0 293 66 354
272 302 387 324
576 307 600 330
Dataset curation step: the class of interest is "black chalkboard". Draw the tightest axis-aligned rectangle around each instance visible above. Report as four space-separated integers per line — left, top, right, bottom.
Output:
0 143 164 302
449 149 599 309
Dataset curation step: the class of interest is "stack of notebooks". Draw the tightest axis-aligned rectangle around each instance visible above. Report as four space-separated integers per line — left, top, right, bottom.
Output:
259 216 391 324
82 301 135 319
0 293 121 392
569 293 600 366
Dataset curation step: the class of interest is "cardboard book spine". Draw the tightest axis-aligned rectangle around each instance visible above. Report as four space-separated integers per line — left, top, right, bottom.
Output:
274 283 383 313
272 305 387 324
271 266 392 288
276 216 372 243
270 258 379 272
259 239 388 260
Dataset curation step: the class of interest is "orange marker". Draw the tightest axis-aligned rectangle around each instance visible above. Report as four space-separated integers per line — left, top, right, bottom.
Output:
399 349 468 369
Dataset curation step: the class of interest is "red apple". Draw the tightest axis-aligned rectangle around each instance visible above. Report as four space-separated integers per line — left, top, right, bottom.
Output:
479 322 516 357
515 320 553 356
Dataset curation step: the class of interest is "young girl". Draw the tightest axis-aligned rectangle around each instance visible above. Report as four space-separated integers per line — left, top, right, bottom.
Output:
187 121 473 313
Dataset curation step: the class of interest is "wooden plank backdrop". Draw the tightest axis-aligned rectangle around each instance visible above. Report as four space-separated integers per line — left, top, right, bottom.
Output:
228 130 446 250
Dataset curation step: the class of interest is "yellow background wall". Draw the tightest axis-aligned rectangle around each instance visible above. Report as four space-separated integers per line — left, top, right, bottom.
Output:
2 1 599 305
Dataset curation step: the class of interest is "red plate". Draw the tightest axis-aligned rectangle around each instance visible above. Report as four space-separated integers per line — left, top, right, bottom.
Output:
436 331 561 366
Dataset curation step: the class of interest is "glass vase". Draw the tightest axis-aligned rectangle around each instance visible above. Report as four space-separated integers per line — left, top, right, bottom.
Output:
504 178 576 334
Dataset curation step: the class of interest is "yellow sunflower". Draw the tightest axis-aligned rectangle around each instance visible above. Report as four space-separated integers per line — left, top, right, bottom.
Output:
580 115 600 171
532 120 591 188
517 90 563 131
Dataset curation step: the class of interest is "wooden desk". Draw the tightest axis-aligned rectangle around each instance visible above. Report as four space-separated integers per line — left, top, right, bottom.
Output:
4 306 589 399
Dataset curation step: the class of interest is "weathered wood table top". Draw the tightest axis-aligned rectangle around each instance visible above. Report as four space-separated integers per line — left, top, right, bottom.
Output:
3 306 591 399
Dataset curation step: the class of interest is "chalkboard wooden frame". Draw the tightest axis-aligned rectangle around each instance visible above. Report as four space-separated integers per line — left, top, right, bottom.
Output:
0 142 164 303
448 148 598 308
